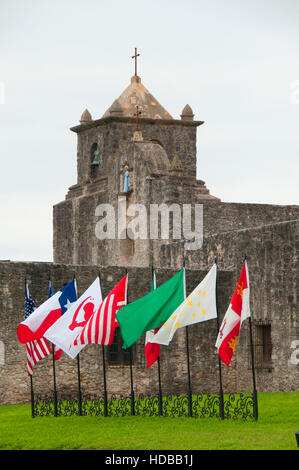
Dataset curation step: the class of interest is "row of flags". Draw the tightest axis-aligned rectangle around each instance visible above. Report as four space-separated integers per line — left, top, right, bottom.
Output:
18 261 250 376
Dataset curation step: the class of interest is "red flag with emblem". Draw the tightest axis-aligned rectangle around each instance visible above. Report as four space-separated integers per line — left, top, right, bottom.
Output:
215 261 250 366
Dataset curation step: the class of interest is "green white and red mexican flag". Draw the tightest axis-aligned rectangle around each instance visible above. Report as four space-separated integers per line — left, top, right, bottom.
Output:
116 269 185 350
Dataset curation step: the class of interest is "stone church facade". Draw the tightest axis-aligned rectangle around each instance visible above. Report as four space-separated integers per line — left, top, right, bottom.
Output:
0 71 298 405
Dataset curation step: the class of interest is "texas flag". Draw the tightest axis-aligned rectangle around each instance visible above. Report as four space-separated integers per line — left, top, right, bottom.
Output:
17 279 77 344
215 261 251 366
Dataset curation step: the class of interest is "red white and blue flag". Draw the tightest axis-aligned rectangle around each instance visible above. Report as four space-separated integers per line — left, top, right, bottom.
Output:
18 279 77 345
22 282 69 376
26 338 52 376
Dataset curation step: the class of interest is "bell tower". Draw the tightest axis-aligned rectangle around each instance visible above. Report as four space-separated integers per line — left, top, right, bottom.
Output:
53 55 219 268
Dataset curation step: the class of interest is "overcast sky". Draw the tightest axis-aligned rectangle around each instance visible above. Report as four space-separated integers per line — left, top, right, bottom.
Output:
0 0 298 262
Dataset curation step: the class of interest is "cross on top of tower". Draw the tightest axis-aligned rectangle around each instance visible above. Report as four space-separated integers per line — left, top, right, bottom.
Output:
131 47 140 76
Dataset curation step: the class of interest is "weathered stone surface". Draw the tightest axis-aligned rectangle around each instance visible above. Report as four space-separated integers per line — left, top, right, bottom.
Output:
102 75 174 120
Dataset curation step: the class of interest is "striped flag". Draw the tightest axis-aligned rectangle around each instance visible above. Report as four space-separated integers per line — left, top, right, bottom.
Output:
73 274 128 348
24 283 52 376
26 338 52 376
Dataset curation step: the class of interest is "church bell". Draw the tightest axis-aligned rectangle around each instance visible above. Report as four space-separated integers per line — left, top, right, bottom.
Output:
91 151 100 166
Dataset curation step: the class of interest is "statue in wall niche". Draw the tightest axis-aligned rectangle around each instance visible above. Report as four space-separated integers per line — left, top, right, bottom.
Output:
170 154 182 173
123 165 130 192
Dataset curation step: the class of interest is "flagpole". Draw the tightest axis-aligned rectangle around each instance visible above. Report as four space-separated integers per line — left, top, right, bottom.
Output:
126 268 135 416
51 343 58 417
183 256 193 418
102 345 108 417
215 258 224 420
72 272 83 416
76 352 83 416
249 316 258 420
157 356 163 416
30 375 35 418
25 277 35 418
98 271 108 417
48 276 58 417
185 326 192 417
152 266 163 416
245 255 258 421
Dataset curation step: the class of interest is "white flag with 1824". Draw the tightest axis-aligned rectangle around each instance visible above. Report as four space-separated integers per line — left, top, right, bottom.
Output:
44 278 102 359
153 264 217 346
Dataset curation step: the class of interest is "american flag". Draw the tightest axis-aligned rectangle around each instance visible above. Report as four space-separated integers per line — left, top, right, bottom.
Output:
24 283 52 376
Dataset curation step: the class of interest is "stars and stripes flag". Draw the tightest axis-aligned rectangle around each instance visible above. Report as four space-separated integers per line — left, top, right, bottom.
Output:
24 283 52 376
73 274 128 350
48 280 54 298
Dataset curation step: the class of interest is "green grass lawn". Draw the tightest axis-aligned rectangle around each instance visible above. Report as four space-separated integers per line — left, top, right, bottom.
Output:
0 392 298 450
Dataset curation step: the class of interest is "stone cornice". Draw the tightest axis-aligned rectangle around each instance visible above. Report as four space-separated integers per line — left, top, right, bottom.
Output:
70 116 204 133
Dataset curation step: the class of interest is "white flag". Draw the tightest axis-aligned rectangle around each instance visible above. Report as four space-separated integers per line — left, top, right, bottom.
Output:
153 264 217 346
44 278 102 359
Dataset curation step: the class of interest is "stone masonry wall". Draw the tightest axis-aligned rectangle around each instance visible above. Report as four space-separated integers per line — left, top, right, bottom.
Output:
154 220 298 393
186 218 299 393
53 172 299 268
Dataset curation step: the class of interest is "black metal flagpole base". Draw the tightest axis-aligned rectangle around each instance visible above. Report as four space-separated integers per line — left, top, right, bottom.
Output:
102 345 108 417
77 354 82 416
157 357 163 416
129 347 135 416
249 316 258 421
52 345 58 417
30 375 35 418
185 327 192 418
252 389 258 421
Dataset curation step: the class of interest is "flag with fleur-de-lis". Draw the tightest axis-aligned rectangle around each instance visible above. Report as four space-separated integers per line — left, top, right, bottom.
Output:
153 264 217 346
